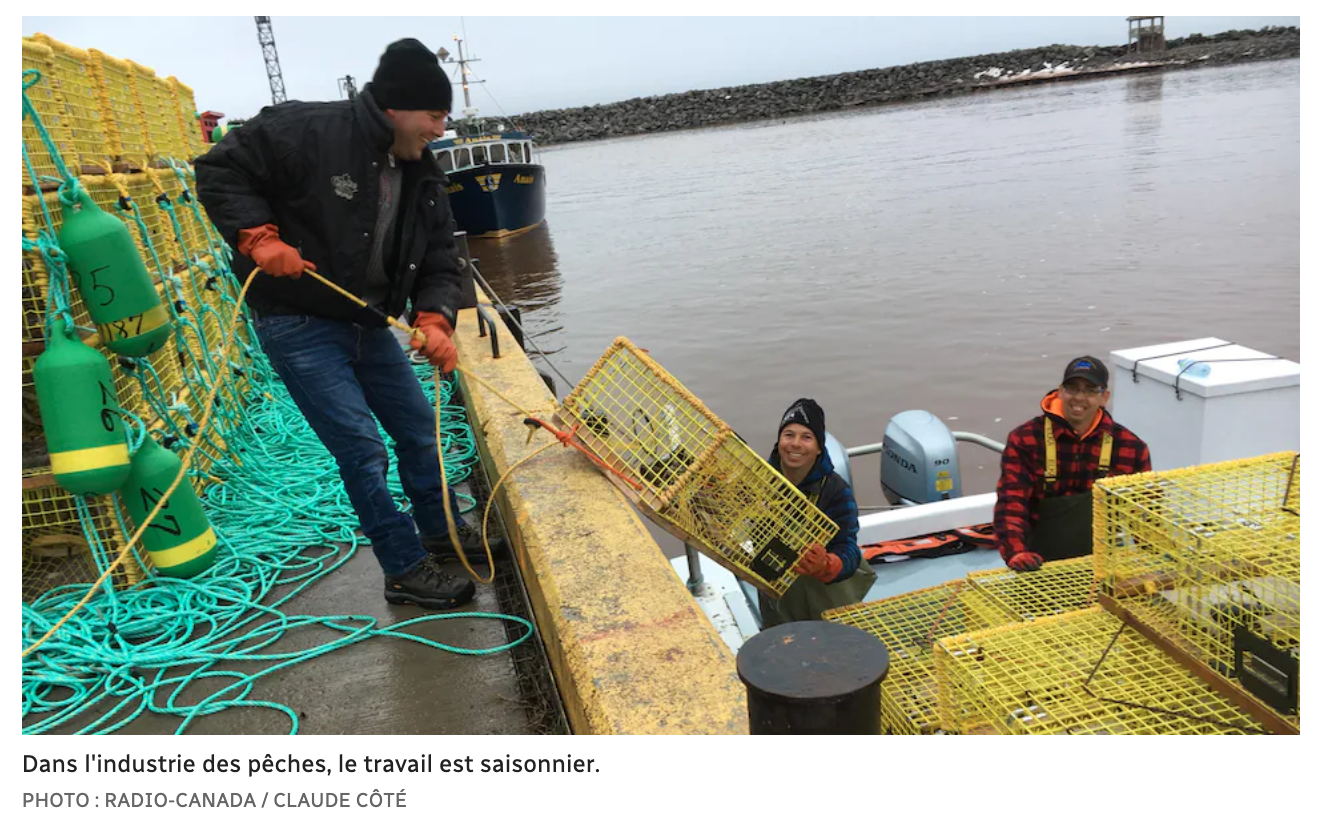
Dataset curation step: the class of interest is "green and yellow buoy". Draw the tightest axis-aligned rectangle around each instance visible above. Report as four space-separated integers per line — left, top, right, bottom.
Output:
33 317 132 495
58 186 172 358
121 436 217 578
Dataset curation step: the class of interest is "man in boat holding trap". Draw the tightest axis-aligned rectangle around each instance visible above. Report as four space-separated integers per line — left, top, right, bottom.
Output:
196 38 503 610
994 356 1151 571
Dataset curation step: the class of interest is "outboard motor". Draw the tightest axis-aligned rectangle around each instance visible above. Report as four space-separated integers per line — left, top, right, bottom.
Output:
881 410 962 505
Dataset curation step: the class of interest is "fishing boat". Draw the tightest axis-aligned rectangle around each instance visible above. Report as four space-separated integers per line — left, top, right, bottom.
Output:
430 37 547 239
669 339 1302 653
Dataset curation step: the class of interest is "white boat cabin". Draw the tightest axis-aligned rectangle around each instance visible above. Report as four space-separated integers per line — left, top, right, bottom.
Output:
433 139 536 174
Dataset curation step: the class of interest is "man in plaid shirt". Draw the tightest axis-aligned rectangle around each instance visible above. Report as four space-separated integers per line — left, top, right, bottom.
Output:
994 356 1152 571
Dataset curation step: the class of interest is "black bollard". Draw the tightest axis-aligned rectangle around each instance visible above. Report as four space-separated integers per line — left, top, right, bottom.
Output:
495 304 524 350
737 620 889 734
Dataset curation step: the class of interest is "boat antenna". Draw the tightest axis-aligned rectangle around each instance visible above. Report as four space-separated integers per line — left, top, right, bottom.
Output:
439 36 483 121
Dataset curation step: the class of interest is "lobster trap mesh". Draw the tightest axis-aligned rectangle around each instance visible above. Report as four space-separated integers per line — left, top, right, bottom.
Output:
88 49 148 167
934 607 1266 735
22 355 47 472
152 167 215 262
21 481 146 602
166 77 206 160
30 34 109 173
130 62 189 165
22 247 47 346
22 39 77 190
825 580 1013 733
965 555 1099 622
559 338 836 596
1094 453 1300 721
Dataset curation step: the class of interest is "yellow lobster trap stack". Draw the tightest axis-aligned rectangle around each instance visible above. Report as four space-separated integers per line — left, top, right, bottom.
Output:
933 607 1268 735
558 337 837 597
824 455 1301 735
23 33 206 185
21 34 244 601
1093 452 1301 728
824 557 1098 733
825 579 1014 734
823 454 1300 734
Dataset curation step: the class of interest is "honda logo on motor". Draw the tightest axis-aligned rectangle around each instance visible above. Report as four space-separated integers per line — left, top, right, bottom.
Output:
885 448 918 474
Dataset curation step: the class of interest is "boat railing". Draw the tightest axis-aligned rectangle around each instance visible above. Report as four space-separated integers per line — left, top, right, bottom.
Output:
845 431 1005 458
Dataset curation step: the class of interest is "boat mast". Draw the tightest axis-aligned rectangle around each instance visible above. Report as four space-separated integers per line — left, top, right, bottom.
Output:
457 37 473 113
439 36 483 132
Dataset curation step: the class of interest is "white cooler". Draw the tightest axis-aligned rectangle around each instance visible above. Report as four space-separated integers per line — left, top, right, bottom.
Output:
1109 338 1300 472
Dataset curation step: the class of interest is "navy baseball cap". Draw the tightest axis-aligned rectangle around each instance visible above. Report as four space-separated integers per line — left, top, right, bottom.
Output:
1062 356 1109 389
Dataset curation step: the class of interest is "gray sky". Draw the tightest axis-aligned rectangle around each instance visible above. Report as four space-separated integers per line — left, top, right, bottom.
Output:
22 16 1300 122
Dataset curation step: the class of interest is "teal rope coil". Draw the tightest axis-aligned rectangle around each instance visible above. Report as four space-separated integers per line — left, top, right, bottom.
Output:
23 322 533 736
22 76 533 734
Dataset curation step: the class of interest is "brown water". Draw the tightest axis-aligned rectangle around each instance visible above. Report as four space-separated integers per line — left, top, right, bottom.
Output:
468 60 1300 544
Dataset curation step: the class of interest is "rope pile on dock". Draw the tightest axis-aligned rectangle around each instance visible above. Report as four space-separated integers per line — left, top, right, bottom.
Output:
21 39 532 735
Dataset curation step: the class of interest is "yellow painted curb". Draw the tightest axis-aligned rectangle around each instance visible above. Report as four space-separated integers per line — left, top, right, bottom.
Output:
454 299 748 734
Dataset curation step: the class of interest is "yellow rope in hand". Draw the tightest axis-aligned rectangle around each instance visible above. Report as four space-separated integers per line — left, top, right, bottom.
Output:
300 268 558 585
435 368 492 584
302 269 537 416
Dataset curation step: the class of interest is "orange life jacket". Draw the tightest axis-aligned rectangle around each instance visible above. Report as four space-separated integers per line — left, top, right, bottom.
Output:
861 523 997 563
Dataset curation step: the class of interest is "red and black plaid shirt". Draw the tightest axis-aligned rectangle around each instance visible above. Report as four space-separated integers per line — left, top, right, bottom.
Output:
994 392 1151 561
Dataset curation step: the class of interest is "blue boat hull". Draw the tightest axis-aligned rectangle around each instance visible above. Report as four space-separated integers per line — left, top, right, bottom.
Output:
445 163 547 239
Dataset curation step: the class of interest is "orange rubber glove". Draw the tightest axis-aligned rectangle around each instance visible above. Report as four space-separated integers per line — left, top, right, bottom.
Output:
794 542 843 584
410 311 458 374
238 224 315 279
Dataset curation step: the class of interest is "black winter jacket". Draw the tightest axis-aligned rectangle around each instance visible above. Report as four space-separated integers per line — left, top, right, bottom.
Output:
195 85 461 328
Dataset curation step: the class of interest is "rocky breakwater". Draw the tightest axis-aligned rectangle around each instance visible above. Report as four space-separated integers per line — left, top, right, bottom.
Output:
512 26 1299 146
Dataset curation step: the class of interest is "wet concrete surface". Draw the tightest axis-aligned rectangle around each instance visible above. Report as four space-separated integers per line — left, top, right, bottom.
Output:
79 544 538 736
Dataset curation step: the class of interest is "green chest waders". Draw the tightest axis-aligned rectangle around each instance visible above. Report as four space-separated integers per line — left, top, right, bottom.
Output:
1027 417 1112 562
758 487 877 630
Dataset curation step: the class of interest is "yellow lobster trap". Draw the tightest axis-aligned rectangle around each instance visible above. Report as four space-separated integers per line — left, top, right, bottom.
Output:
27 34 110 176
825 579 1013 733
21 474 148 602
965 555 1099 622
557 337 837 597
1093 453 1300 724
934 607 1267 735
21 38 78 190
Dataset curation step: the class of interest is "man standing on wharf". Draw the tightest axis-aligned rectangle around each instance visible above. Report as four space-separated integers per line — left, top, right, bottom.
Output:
197 38 503 609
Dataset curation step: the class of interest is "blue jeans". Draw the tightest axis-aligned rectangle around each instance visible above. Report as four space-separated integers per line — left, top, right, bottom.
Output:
253 314 464 577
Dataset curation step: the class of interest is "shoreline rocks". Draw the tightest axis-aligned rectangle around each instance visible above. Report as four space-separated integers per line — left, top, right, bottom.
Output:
508 26 1299 147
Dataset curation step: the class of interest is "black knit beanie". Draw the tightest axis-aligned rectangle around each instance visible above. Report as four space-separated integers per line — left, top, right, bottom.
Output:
371 38 453 112
778 398 826 446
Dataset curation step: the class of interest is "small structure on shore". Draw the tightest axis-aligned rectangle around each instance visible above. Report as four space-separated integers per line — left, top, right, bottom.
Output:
199 110 225 142
1128 16 1166 53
